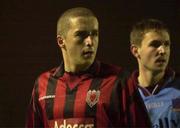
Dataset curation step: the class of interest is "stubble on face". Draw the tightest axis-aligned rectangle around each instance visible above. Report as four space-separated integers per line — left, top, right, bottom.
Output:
138 31 170 72
63 16 99 72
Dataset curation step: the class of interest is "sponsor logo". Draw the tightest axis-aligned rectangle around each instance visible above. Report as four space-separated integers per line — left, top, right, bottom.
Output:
86 90 100 108
39 95 55 101
48 118 94 128
146 101 164 110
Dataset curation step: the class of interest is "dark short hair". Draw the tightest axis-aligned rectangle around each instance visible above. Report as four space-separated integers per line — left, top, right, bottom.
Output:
130 19 170 46
57 7 97 37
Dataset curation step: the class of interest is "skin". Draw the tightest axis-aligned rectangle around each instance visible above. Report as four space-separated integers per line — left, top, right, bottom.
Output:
57 16 99 73
131 30 171 87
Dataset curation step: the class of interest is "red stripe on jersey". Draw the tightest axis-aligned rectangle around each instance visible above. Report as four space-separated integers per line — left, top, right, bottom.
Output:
38 72 51 124
128 79 138 125
126 75 151 126
96 76 117 127
121 84 128 124
53 80 66 119
38 73 50 108
26 89 35 127
73 79 92 117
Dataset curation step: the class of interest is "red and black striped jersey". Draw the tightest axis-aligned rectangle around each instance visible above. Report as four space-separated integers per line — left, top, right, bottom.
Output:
26 61 151 128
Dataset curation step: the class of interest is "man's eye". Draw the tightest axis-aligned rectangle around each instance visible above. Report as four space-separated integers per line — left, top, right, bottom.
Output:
75 30 98 39
91 31 98 36
149 40 162 48
76 31 89 38
164 41 170 46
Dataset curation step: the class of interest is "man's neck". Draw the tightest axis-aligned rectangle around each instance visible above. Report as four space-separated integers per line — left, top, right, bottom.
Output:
138 69 165 88
64 63 91 74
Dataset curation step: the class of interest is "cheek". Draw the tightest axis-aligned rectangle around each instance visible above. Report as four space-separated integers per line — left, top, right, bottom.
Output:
140 50 154 60
96 37 99 43
167 48 170 55
95 42 99 49
167 51 170 61
94 38 99 48
70 46 82 54
66 39 82 50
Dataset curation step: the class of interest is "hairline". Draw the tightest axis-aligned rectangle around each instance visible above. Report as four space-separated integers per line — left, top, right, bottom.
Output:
57 7 97 37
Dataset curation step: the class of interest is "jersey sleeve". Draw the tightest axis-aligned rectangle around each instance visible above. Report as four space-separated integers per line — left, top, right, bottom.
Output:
25 80 44 128
109 70 152 127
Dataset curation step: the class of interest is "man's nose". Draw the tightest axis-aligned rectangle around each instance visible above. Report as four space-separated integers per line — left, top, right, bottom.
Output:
159 45 166 55
85 36 93 46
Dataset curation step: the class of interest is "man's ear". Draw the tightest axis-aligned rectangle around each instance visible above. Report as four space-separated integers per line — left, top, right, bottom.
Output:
130 44 140 59
57 35 65 48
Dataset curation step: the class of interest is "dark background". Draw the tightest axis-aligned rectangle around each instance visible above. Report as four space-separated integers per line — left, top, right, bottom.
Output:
0 0 179 127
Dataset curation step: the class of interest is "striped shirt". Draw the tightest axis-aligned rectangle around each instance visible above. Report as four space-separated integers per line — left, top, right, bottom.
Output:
26 61 151 127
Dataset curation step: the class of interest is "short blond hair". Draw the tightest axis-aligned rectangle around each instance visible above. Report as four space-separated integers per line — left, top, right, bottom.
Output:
57 7 97 37
130 19 170 46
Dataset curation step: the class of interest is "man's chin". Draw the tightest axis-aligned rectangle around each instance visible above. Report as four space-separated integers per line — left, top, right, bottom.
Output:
153 67 166 72
83 60 94 67
78 59 94 69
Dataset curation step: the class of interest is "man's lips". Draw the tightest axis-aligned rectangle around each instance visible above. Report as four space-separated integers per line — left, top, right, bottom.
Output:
83 50 94 54
156 58 166 63
82 50 94 57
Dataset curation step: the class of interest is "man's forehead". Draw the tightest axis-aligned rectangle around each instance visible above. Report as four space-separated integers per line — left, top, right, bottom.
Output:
144 30 170 41
70 16 98 25
69 17 98 32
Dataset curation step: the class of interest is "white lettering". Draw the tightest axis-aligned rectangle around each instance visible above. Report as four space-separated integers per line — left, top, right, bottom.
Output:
67 124 72 128
59 120 66 128
54 121 59 128
79 124 84 128
39 95 55 101
85 124 94 128
54 120 94 128
73 124 78 128
146 101 164 109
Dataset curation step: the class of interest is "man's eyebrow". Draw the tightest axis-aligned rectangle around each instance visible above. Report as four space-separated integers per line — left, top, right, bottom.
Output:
74 30 88 36
74 29 98 36
149 39 171 47
75 29 98 32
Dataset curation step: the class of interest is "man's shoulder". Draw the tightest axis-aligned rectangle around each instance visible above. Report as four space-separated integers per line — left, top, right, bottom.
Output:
101 62 123 74
165 68 180 90
166 68 180 80
173 70 180 82
175 71 180 78
98 62 125 76
37 66 60 80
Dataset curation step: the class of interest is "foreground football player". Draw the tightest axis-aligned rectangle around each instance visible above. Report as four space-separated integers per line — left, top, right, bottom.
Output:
130 19 180 127
26 7 151 127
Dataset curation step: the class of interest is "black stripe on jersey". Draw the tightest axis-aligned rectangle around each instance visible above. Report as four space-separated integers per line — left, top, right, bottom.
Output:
85 78 102 117
159 118 163 128
108 75 122 127
34 79 44 127
64 86 77 118
45 77 58 119
165 117 169 128
54 64 64 78
119 70 131 126
109 70 131 127
129 86 152 126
